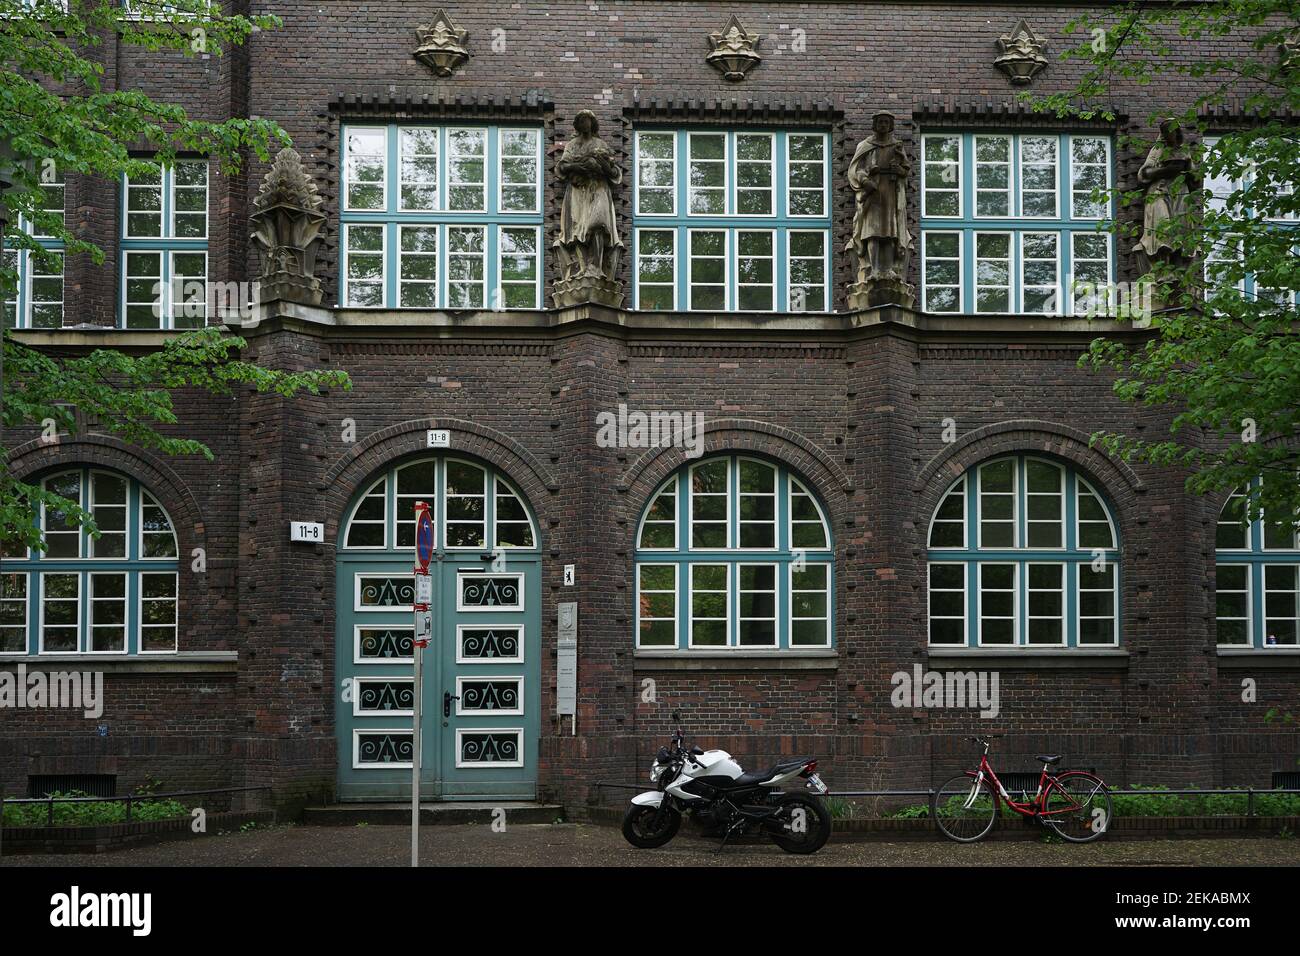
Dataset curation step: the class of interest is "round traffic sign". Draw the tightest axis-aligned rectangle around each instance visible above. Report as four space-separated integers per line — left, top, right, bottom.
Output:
415 502 434 570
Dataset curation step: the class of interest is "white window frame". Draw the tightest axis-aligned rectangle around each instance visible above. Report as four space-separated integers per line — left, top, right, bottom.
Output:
786 228 829 313
455 623 525 665
634 562 680 649
445 223 488 310
1076 562 1120 648
686 227 730 312
1023 459 1066 551
342 222 388 309
352 728 414 770
688 458 732 552
343 476 389 551
976 561 1019 647
1018 230 1062 316
976 459 1019 551
686 131 730 217
1075 476 1118 552
454 674 525 716
0 572 29 656
733 132 776 219
1018 135 1059 220
354 624 417 665
634 227 677 311
1025 561 1067 647
396 223 439 309
496 127 543 216
398 126 440 213
920 229 963 313
785 132 829 220
88 570 130 655
634 130 677 218
636 476 680 552
921 134 963 219
496 224 542 310
38 570 82 656
137 570 179 654
1214 563 1252 648
454 727 525 769
446 126 488 214
972 230 1013 314
927 476 968 551
926 561 968 646
343 126 389 213
1068 135 1112 221
787 473 831 551
972 134 1014 219
789 561 832 648
353 675 417 717
736 561 779 648
456 571 525 613
687 562 730 649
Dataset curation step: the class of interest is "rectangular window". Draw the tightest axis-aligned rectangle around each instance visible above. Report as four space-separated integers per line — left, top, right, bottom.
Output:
737 563 777 646
689 459 729 549
636 564 678 647
40 572 80 654
922 231 962 313
89 572 128 653
1216 487 1251 550
737 459 776 548
1078 564 1117 646
119 160 209 328
790 563 830 647
140 572 179 653
42 472 82 559
0 573 28 654
632 129 830 311
689 563 728 647
920 132 1113 317
1215 563 1251 646
340 124 543 309
978 563 1017 646
978 459 1016 548
788 230 827 312
1026 563 1065 645
1263 565 1299 646
4 162 65 329
735 230 774 311
444 460 487 548
89 472 128 559
927 562 966 645
636 229 676 310
1024 459 1063 548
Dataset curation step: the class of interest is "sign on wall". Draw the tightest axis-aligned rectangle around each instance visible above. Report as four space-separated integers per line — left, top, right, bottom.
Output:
557 602 577 717
289 521 324 543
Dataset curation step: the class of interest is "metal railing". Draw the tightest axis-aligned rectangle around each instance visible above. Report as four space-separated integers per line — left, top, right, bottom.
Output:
595 782 1300 817
0 785 272 827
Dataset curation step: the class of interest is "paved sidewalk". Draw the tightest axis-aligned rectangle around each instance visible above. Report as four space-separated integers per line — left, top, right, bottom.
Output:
4 823 1298 867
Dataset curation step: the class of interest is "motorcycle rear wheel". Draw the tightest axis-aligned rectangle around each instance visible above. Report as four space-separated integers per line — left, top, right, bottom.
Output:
621 803 681 849
767 793 832 854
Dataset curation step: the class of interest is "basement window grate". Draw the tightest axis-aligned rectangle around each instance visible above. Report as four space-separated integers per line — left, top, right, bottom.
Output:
1272 771 1300 790
26 774 117 799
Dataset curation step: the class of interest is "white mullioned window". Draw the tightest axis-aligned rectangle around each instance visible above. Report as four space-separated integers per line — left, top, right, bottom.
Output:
120 159 209 329
1215 478 1300 648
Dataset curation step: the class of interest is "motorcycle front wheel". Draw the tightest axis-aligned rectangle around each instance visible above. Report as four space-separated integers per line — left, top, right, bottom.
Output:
621 803 681 848
766 793 832 854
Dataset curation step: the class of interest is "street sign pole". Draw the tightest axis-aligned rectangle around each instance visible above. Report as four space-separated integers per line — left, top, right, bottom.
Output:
410 501 435 868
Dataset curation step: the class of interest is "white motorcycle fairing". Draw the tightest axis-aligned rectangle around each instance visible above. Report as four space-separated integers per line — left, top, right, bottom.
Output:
665 748 744 800
631 790 665 807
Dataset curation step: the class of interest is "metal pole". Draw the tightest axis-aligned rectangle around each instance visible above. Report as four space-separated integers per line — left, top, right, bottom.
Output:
411 637 422 866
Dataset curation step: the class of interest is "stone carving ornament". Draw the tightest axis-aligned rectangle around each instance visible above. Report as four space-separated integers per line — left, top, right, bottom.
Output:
846 111 915 308
552 110 625 308
249 148 326 306
414 7 470 77
994 19 1049 86
706 15 762 81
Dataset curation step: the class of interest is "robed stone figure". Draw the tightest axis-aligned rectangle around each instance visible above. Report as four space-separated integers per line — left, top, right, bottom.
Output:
553 110 624 305
1133 118 1200 273
847 111 914 290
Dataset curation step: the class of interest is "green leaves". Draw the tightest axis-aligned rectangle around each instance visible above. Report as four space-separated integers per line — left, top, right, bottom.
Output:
1032 1 1300 530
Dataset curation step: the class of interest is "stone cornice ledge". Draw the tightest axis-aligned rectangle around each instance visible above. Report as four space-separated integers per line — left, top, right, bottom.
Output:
0 652 238 674
925 647 1130 670
1216 648 1300 670
633 649 837 672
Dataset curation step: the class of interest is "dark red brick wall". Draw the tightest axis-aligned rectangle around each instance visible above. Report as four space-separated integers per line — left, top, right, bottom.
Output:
3 2 1296 810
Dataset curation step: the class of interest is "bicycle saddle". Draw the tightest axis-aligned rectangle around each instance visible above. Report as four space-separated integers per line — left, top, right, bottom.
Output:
1035 754 1062 764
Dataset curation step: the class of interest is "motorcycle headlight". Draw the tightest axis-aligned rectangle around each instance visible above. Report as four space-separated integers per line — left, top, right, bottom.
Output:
650 763 665 782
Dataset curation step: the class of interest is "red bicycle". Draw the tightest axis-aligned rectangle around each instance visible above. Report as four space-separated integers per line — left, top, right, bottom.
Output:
932 735 1112 843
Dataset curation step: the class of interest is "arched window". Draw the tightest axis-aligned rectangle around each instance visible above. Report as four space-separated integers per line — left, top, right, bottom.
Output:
1215 480 1300 648
0 468 180 655
926 455 1119 647
341 457 538 552
634 455 833 650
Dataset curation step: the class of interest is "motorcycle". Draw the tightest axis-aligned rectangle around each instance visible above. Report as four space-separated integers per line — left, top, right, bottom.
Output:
622 711 832 854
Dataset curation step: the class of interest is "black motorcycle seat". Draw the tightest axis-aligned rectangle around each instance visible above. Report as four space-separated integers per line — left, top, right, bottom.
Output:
730 757 811 787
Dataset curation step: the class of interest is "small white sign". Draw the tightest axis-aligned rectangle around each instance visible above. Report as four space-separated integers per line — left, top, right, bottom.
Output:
557 602 578 716
289 521 324 543
427 429 451 448
414 574 433 605
563 564 575 586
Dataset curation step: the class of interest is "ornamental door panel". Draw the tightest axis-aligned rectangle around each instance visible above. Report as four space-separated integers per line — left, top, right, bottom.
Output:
334 456 541 801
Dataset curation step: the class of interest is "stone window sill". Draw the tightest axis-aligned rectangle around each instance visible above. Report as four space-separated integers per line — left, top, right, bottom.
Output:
924 647 1130 670
632 650 838 672
1216 648 1300 670
0 652 238 674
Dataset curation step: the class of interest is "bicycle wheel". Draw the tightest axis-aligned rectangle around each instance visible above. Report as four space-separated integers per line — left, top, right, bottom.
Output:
1041 772 1112 843
933 773 999 843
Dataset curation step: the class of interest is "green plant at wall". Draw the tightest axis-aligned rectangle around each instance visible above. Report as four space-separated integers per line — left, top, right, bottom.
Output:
2 789 189 827
0 1 350 550
1031 1 1300 533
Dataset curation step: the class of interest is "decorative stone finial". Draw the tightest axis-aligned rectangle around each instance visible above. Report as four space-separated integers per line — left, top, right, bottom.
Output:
994 19 1049 86
414 8 469 77
706 15 761 82
249 148 327 306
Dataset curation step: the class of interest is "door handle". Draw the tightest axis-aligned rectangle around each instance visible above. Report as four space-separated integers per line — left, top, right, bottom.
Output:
443 691 460 718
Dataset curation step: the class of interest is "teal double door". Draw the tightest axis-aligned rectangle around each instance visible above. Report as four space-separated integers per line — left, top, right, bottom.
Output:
334 456 542 801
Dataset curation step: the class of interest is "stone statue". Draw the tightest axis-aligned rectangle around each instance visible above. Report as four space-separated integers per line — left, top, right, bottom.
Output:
552 110 625 308
249 147 326 307
1133 118 1201 274
846 111 915 308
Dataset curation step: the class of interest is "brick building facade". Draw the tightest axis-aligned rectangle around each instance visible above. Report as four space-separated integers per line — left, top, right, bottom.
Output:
2 1 1297 813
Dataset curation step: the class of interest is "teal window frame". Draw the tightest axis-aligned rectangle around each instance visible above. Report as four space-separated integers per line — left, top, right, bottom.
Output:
633 455 835 651
340 456 540 554
2 163 65 329
919 131 1116 317
338 123 544 311
118 159 210 329
1214 479 1300 648
631 128 832 313
0 467 180 656
926 455 1121 648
